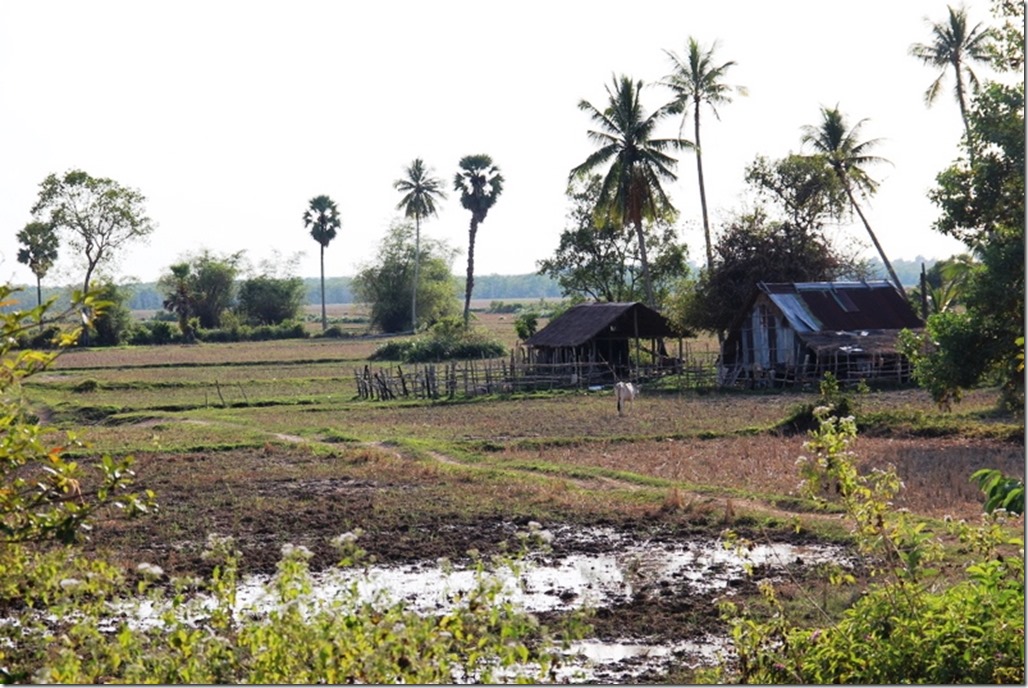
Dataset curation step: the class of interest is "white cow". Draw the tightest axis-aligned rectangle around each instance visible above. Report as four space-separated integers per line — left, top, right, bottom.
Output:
614 381 639 416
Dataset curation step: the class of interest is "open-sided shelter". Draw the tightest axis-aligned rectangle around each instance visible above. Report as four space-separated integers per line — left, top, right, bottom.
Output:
721 281 923 386
523 302 679 382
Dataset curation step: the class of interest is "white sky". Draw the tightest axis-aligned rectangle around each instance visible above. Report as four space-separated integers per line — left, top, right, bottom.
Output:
1 0 993 288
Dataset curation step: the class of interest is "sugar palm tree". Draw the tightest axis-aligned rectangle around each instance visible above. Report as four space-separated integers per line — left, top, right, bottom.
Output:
801 105 903 291
663 37 746 273
303 195 342 331
16 220 59 311
394 159 447 332
454 154 503 328
570 74 684 308
910 5 994 163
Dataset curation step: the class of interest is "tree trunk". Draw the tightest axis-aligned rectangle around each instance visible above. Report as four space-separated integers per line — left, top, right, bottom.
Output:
35 276 43 332
694 106 724 346
633 218 656 308
694 107 714 273
464 218 478 328
845 184 904 292
319 243 327 331
411 213 421 334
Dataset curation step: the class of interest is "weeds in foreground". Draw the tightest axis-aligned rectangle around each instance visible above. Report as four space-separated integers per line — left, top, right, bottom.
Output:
709 406 1024 684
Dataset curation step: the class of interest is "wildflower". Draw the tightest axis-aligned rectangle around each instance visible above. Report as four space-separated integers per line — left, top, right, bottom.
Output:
281 543 313 560
59 578 83 591
137 562 165 578
332 530 362 549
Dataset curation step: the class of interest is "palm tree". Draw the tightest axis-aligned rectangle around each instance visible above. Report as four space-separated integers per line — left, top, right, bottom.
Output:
394 159 447 333
162 262 195 342
454 154 504 328
570 74 684 308
800 105 903 291
663 37 746 274
16 220 59 311
303 195 341 331
909 5 994 163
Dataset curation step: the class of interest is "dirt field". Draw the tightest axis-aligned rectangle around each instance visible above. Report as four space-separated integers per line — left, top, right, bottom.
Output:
29 335 1025 681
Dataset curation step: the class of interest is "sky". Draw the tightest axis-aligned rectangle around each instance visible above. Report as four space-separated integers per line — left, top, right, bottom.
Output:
0 0 997 289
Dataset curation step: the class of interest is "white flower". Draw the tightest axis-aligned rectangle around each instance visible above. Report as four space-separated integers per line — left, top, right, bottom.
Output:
281 543 313 560
59 578 83 591
137 562 164 578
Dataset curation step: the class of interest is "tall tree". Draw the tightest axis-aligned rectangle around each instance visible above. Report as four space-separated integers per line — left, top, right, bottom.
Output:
910 5 994 162
800 106 903 291
353 220 459 334
570 74 684 308
30 169 155 294
394 158 447 332
303 195 341 331
454 154 504 328
16 221 59 310
538 175 688 304
162 262 195 342
662 37 746 274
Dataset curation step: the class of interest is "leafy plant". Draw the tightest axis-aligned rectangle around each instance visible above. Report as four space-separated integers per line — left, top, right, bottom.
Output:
711 406 1024 684
971 468 1025 515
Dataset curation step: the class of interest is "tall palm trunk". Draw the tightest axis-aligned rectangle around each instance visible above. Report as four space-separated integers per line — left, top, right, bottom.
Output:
953 64 976 165
843 184 903 291
694 107 714 273
319 244 327 331
633 218 656 308
463 219 478 328
411 213 421 333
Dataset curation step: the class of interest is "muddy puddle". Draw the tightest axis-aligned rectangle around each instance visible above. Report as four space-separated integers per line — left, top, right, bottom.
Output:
115 525 854 682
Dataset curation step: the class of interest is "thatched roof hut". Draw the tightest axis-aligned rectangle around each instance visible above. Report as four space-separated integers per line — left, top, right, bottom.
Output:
524 302 679 381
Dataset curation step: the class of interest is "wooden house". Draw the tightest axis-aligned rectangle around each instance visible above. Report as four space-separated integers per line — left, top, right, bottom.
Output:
720 281 924 386
523 302 681 383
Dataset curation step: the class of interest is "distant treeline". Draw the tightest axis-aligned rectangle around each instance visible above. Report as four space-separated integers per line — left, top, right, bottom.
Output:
4 273 564 312
3 257 936 313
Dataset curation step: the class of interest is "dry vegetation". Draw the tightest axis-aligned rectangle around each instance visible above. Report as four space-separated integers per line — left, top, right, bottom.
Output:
25 330 1025 580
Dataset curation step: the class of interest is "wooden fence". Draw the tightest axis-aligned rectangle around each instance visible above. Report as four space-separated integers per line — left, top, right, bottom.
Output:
354 342 914 401
354 347 722 401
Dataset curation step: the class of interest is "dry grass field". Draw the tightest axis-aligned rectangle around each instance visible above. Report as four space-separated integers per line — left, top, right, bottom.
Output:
17 329 1023 680
32 333 1023 536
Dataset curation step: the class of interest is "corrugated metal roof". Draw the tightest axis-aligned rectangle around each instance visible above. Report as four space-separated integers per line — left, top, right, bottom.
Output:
524 302 676 348
767 292 821 332
759 281 922 331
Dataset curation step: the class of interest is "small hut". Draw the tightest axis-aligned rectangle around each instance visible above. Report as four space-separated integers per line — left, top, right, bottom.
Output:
721 281 924 386
523 302 679 383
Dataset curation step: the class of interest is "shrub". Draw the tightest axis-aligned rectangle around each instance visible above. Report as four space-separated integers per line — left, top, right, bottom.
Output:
711 408 1025 684
370 320 505 363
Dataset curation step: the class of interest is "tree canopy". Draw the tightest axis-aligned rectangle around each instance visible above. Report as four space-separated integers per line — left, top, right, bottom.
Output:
537 175 688 305
570 74 684 308
30 170 155 294
353 220 459 334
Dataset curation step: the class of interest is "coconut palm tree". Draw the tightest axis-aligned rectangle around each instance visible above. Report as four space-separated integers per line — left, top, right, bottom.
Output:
303 195 342 331
910 5 994 162
801 105 903 291
454 154 504 328
663 37 746 274
570 74 684 308
394 158 447 333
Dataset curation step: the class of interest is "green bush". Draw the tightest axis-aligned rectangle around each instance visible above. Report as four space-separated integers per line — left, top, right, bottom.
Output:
711 408 1025 684
371 319 505 363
